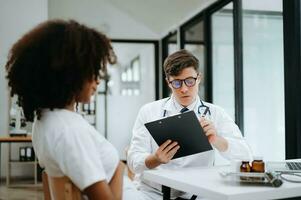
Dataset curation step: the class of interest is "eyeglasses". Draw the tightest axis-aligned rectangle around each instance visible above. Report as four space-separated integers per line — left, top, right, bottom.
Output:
168 76 198 89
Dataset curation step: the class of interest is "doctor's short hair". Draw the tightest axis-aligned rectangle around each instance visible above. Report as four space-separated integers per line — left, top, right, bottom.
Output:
5 19 116 122
163 49 199 78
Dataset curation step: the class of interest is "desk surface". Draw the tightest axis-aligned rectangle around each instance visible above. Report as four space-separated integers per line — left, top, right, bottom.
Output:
143 166 301 200
0 136 32 142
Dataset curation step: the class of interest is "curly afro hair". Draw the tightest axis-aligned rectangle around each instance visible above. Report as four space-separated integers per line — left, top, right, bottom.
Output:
6 19 116 122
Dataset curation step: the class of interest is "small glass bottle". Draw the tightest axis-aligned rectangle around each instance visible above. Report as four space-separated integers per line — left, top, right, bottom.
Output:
251 156 265 173
240 160 251 181
240 160 251 172
251 156 265 181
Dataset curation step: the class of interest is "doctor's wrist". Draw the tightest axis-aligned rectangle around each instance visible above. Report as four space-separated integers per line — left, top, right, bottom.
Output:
145 154 161 169
212 136 228 152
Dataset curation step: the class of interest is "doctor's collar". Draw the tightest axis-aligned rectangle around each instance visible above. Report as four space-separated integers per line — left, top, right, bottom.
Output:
182 96 199 111
162 97 173 112
164 95 199 112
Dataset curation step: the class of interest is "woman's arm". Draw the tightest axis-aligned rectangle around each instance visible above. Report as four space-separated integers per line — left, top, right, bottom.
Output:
84 181 115 200
84 161 125 200
109 161 125 199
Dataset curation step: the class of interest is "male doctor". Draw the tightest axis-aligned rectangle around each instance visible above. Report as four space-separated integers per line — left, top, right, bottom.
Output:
127 49 252 200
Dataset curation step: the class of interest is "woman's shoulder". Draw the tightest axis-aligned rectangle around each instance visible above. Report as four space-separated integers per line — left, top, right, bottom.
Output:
36 109 94 140
41 109 85 127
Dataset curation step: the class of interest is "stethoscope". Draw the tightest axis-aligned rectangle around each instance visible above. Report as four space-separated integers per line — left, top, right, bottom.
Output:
162 98 211 117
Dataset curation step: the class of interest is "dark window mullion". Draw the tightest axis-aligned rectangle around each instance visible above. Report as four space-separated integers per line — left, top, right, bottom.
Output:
161 37 169 98
204 11 213 103
283 0 301 159
233 0 244 133
179 26 185 49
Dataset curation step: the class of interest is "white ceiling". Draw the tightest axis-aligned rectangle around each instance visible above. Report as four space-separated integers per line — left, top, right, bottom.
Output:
109 0 217 35
49 0 217 39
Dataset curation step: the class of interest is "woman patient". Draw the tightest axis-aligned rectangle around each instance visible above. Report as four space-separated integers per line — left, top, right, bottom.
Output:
5 19 143 200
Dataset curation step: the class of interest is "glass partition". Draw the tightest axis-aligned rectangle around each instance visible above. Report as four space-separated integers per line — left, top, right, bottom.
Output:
183 20 207 100
242 0 284 161
210 2 234 165
211 3 235 120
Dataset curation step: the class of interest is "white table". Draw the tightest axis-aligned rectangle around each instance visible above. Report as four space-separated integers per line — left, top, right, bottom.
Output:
142 166 301 200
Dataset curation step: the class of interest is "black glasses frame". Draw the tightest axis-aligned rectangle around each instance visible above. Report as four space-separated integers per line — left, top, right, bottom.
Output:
168 76 199 89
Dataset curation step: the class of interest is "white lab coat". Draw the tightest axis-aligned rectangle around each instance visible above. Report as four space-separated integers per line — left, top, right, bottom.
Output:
127 95 253 200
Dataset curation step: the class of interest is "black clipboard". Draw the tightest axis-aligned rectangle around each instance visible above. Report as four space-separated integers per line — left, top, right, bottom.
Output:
144 111 213 159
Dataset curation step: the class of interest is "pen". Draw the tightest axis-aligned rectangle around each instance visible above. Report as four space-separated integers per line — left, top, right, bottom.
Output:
202 107 209 118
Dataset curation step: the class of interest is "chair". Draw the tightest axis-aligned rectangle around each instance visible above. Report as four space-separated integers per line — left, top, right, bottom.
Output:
42 171 82 200
124 146 135 180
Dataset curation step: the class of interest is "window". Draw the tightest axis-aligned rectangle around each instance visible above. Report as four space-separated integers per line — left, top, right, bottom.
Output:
120 56 141 96
211 3 235 120
242 0 284 160
183 20 207 100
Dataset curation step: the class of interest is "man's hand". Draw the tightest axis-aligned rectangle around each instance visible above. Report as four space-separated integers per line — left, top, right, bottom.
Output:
154 140 180 164
200 117 217 144
199 117 228 152
145 140 180 169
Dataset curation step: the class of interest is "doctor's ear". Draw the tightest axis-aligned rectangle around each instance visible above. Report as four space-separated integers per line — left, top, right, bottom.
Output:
197 73 203 84
165 77 173 90
165 77 170 85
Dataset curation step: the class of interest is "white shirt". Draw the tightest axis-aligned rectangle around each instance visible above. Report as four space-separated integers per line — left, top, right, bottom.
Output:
32 109 119 191
127 95 252 198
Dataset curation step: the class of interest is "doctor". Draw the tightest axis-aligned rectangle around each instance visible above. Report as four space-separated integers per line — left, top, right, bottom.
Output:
127 49 252 200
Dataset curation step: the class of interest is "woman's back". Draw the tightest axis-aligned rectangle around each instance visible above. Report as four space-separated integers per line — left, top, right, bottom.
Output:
32 109 119 191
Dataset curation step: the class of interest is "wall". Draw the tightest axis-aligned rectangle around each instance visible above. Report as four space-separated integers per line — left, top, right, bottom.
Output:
0 0 48 178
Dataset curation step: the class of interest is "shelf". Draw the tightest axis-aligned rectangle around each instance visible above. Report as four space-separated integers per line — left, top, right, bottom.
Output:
6 143 38 187
5 183 42 188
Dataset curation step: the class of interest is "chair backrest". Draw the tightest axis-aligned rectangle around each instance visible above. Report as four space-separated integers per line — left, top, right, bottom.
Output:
124 146 135 180
42 171 82 200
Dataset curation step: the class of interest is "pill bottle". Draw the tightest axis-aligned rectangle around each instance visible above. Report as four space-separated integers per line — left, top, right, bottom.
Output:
251 156 265 173
240 160 251 181
240 160 251 173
